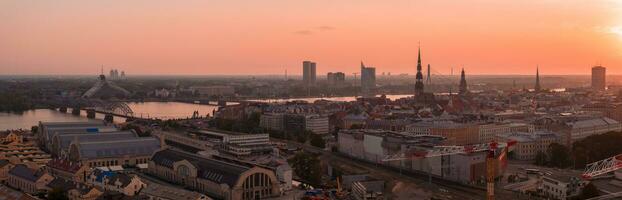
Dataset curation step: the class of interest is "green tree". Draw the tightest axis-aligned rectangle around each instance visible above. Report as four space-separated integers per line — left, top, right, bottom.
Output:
547 143 571 168
47 188 69 200
579 182 599 199
310 134 326 149
288 152 322 186
572 131 622 169
534 151 547 166
31 126 38 134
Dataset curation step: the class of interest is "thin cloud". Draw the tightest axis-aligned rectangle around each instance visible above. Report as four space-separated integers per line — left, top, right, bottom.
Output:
316 26 335 31
293 30 313 35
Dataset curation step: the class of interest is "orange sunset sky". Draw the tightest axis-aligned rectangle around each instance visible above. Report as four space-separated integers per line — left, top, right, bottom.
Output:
1 0 622 76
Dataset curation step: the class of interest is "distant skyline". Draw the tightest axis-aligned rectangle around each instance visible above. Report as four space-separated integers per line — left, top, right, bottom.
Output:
2 0 622 75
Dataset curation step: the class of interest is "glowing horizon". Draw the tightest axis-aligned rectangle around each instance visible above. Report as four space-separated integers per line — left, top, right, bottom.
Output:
2 0 622 76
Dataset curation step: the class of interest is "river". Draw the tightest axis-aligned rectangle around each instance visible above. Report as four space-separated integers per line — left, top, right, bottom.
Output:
0 102 219 131
248 94 414 103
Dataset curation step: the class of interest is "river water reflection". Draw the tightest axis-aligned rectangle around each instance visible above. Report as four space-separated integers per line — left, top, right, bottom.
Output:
0 102 219 130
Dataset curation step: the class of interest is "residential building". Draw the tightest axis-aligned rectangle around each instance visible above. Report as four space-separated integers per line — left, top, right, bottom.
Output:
7 164 54 194
0 131 23 144
592 66 606 91
337 130 505 183
554 117 621 146
342 113 368 129
148 149 281 200
67 185 103 200
0 140 51 167
46 159 90 183
283 114 306 133
479 122 534 143
541 174 587 200
87 169 145 196
260 113 284 131
0 160 13 184
327 72 346 86
495 131 558 160
361 62 376 97
406 121 480 145
193 129 272 157
303 61 317 86
0 185 38 200
365 119 412 132
304 115 329 134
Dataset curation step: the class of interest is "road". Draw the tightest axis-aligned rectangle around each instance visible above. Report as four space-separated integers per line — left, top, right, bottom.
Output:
273 138 492 200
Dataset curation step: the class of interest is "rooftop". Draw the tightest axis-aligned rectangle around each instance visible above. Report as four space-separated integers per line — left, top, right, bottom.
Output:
8 164 45 182
151 149 252 187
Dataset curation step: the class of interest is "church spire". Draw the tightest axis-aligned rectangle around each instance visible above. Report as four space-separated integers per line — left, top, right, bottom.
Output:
535 66 541 92
415 44 425 96
426 64 432 84
459 68 468 96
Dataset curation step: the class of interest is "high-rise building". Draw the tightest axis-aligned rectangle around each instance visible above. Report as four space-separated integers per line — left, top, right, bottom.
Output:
535 66 541 92
327 72 346 86
426 64 432 85
310 62 317 84
459 68 468 96
415 46 425 96
361 62 376 97
302 61 317 86
592 66 606 91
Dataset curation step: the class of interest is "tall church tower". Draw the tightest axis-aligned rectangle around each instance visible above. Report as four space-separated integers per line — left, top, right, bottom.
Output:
459 68 468 96
415 46 425 96
426 64 432 84
535 66 541 92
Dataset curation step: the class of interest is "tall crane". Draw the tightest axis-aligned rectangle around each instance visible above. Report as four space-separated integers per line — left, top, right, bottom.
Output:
582 154 622 179
382 140 516 200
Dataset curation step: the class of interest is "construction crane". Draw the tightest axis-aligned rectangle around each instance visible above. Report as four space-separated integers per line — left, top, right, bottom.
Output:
581 154 622 200
582 154 622 180
382 140 516 200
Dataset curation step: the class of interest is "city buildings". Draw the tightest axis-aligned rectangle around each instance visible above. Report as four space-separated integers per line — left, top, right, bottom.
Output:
361 62 376 97
592 66 606 91
495 131 558 160
193 129 272 157
7 164 53 195
46 159 90 183
68 137 160 168
552 117 621 146
303 61 317 86
37 121 115 151
327 72 346 86
478 122 534 143
303 114 330 134
405 120 480 145
337 129 506 183
189 86 235 97
0 160 13 184
259 113 284 131
50 130 137 157
87 169 146 196
540 174 587 200
148 149 281 200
